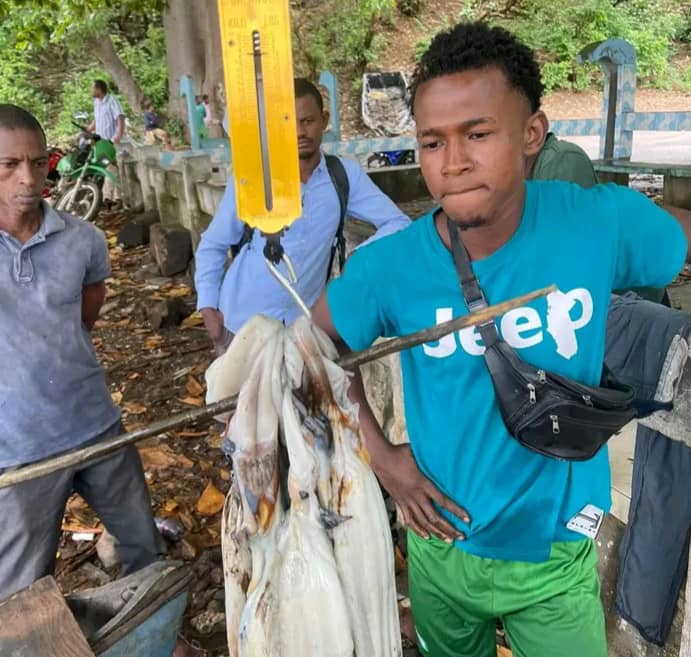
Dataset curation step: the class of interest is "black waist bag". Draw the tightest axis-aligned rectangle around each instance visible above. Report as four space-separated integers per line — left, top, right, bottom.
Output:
447 218 668 462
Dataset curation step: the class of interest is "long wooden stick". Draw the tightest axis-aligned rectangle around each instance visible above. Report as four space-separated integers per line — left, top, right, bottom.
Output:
0 284 555 489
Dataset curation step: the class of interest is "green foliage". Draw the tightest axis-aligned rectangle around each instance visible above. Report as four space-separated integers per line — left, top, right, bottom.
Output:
0 0 166 47
0 0 168 141
116 26 168 108
165 117 186 143
413 0 686 92
504 0 684 91
294 0 396 77
0 56 49 126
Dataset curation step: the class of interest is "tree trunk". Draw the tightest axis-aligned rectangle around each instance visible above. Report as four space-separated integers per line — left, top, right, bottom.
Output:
88 34 144 110
163 0 206 120
203 0 225 135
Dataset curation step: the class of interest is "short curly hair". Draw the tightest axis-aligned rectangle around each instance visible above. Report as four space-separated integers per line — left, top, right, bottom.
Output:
410 22 544 115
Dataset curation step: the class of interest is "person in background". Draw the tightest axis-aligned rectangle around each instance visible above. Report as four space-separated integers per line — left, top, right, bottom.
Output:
0 104 163 600
194 77 411 354
194 95 208 140
143 99 172 150
202 94 213 130
87 79 123 210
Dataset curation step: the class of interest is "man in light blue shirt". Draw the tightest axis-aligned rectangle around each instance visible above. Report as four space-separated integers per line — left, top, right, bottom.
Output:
194 78 410 352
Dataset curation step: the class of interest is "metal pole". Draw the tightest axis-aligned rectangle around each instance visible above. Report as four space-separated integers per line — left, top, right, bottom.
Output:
0 284 555 489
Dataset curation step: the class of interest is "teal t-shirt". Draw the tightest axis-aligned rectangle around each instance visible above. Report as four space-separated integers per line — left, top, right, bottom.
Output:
326 181 687 562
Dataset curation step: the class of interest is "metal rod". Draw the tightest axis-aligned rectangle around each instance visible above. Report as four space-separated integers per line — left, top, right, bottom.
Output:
264 253 311 319
0 284 555 489
252 30 273 211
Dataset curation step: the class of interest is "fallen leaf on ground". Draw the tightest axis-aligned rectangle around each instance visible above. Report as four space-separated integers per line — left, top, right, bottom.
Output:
178 510 197 532
93 320 109 329
111 391 123 405
144 335 165 349
166 286 192 297
174 430 208 438
162 498 179 513
219 469 230 481
196 482 225 516
139 445 194 470
207 432 223 449
124 402 147 415
124 421 144 432
117 318 131 327
186 375 205 397
181 312 203 328
128 372 141 380
179 396 204 407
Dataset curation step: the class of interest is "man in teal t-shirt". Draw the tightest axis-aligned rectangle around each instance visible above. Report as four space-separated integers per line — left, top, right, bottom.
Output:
311 23 689 657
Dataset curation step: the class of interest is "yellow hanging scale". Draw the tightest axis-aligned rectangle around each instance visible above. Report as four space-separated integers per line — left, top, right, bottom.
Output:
217 0 308 314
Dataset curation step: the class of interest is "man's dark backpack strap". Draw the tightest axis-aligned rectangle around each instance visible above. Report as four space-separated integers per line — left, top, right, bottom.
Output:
230 222 254 258
324 154 350 280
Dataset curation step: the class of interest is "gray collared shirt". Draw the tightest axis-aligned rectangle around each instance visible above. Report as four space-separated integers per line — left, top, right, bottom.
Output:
0 203 120 467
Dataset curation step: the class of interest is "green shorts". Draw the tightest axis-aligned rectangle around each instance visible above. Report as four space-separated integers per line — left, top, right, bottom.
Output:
408 532 606 657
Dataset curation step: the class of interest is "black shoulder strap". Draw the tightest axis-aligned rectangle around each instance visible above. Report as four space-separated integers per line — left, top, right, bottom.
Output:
447 217 499 347
230 223 254 258
324 154 350 279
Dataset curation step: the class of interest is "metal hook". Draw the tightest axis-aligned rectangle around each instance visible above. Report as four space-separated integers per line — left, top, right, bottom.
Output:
264 253 312 319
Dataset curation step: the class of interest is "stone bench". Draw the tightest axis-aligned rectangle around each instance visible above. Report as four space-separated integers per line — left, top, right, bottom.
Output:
593 160 691 209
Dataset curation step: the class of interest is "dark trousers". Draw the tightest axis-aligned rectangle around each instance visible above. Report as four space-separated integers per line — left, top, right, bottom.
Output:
606 294 691 645
0 423 164 600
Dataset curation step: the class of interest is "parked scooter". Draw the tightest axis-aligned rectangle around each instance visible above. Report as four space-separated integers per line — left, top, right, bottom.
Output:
53 114 117 222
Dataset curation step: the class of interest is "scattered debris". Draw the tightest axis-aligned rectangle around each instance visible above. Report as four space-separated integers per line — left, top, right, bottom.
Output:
95 530 120 570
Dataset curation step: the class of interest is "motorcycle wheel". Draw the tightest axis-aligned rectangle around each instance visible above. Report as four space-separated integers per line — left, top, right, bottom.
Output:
56 181 102 222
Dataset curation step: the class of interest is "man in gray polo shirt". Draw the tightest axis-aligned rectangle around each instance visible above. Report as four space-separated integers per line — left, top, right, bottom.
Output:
0 104 162 599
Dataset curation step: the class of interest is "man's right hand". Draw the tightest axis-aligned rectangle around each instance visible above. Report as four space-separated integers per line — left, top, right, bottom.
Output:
371 443 470 543
200 307 233 356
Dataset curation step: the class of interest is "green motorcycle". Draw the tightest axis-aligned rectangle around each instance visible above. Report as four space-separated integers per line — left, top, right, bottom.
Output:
54 118 117 222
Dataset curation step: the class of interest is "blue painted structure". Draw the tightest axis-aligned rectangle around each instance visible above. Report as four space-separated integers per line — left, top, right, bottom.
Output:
179 75 201 151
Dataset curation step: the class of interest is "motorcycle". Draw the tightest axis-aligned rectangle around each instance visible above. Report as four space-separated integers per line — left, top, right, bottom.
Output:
53 117 117 222
41 146 66 199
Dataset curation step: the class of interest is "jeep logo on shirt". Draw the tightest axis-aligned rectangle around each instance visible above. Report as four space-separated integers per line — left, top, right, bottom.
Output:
423 288 594 361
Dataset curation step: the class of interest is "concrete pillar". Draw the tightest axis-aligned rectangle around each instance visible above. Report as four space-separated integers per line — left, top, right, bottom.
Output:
179 154 212 234
663 176 691 210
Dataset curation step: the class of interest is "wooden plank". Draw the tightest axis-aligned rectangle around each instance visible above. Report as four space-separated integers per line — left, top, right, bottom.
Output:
0 576 95 657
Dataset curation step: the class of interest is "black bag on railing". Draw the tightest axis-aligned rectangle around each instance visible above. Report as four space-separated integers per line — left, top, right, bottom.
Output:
447 217 669 461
